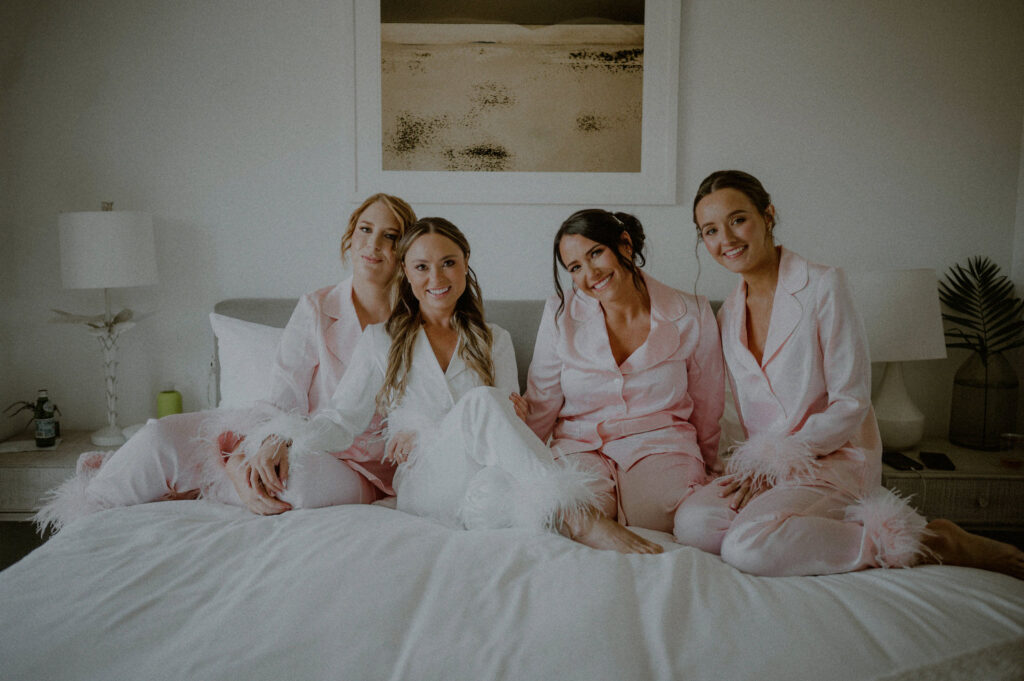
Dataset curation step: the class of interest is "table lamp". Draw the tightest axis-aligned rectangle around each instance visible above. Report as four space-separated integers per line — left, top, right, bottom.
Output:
847 269 947 450
54 203 158 446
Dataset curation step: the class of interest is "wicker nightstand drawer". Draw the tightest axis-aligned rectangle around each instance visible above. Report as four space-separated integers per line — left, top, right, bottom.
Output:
885 476 1022 528
881 439 1024 531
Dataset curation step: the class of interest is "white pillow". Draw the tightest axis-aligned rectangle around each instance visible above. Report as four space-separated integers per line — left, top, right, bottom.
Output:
209 313 284 408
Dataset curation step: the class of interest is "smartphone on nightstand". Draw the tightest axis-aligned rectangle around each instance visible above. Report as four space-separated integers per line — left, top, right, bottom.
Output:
919 450 956 471
882 450 924 471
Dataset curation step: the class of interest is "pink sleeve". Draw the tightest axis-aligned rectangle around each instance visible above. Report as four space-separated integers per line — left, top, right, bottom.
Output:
686 297 725 470
265 293 318 414
796 268 873 455
524 299 565 442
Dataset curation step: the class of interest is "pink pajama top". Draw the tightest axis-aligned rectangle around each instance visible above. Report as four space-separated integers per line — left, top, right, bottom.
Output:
719 248 881 498
525 272 724 471
264 277 393 494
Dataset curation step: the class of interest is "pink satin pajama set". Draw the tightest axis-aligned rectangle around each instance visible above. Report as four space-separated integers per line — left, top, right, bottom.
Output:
674 249 927 576
73 277 393 517
525 273 725 533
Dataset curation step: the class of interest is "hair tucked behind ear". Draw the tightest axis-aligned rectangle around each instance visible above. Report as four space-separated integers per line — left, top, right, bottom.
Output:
376 217 494 412
551 208 647 321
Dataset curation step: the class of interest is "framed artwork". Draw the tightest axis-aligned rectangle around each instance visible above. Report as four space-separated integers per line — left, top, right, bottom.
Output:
353 0 680 205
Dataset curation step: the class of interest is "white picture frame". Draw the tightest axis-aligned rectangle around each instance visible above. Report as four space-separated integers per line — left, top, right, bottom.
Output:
352 0 680 206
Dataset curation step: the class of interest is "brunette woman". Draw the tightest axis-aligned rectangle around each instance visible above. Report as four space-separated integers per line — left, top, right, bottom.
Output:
675 169 1024 578
521 209 725 537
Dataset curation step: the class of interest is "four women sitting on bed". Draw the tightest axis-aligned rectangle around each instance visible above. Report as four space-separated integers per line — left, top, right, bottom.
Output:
36 176 1024 577
36 192 417 530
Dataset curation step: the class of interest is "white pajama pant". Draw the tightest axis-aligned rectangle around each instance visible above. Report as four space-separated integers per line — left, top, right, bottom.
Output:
673 481 926 576
394 386 593 531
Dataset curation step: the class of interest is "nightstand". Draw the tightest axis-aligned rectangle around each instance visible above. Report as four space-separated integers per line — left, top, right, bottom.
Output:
0 431 115 521
881 438 1024 532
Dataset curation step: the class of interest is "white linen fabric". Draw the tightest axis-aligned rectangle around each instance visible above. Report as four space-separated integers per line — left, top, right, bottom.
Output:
2 501 1022 681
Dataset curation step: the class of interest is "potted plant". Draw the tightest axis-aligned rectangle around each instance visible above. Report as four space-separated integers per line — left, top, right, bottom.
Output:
939 256 1024 449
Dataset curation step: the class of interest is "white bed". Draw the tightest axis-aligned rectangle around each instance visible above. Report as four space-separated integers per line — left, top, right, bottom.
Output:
1 298 1022 681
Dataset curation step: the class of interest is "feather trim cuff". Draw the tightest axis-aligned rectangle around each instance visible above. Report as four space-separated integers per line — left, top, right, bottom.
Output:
725 431 819 487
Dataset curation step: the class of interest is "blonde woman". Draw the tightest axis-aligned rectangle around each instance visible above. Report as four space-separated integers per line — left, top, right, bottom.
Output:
249 218 662 553
36 193 416 531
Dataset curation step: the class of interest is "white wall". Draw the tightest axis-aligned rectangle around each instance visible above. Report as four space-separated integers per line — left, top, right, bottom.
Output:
2 0 1023 437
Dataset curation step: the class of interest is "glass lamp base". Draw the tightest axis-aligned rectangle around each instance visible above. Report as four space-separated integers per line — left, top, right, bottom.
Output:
91 425 126 447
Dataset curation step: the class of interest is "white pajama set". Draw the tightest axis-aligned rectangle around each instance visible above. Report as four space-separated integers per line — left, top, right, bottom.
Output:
267 323 598 531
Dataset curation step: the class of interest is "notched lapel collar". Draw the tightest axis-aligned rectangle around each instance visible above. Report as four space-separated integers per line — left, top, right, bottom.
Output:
322 278 360 366
760 248 808 368
566 288 617 368
621 274 686 372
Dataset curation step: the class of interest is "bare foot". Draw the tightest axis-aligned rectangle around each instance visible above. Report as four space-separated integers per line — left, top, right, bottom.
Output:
921 518 1024 580
562 508 663 554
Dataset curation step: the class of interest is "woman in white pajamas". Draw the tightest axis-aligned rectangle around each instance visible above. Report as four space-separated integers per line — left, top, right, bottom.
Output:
249 217 662 553
674 169 1024 579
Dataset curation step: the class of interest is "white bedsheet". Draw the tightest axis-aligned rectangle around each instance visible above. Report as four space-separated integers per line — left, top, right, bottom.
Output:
2 501 1023 681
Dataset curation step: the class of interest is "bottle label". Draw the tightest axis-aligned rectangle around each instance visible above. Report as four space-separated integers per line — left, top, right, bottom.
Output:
36 418 57 440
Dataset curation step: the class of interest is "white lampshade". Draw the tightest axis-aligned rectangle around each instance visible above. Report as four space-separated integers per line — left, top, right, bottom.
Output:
58 211 158 289
847 269 946 363
848 268 947 450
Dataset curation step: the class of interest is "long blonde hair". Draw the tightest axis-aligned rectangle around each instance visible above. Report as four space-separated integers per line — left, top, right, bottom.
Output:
340 193 417 262
376 217 494 412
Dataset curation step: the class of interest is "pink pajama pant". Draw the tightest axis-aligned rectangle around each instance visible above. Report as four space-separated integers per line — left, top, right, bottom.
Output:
84 410 377 512
564 450 707 533
674 481 905 576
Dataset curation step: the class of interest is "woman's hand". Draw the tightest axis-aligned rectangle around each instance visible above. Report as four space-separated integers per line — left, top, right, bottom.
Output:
509 393 529 424
251 434 291 497
717 474 771 512
224 452 291 515
386 431 417 463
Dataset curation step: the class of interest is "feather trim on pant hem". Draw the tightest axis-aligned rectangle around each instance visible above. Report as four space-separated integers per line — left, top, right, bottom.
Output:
32 452 111 535
457 457 603 532
846 488 931 568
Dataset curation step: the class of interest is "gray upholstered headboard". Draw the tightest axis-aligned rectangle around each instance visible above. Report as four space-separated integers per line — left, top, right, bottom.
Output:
213 298 547 394
212 297 721 396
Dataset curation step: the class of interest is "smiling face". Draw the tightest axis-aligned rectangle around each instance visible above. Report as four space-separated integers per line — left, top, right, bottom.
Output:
402 232 468 319
558 232 634 302
695 187 778 278
348 201 402 286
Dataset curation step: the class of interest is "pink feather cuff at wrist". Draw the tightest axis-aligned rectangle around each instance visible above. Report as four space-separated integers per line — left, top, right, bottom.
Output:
725 431 819 487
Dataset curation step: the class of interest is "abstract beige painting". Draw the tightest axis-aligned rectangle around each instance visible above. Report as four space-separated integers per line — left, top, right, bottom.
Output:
379 1 644 173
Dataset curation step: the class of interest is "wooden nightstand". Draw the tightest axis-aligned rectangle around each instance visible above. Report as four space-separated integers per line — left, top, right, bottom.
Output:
881 438 1024 532
0 431 115 521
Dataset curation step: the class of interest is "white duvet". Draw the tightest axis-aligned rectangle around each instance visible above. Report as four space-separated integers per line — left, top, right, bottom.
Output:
2 501 1023 681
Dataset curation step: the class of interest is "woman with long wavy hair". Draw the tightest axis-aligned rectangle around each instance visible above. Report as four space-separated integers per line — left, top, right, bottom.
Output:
249 217 662 553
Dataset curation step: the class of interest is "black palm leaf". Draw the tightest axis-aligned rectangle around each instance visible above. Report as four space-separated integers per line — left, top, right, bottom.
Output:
938 256 1024 363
